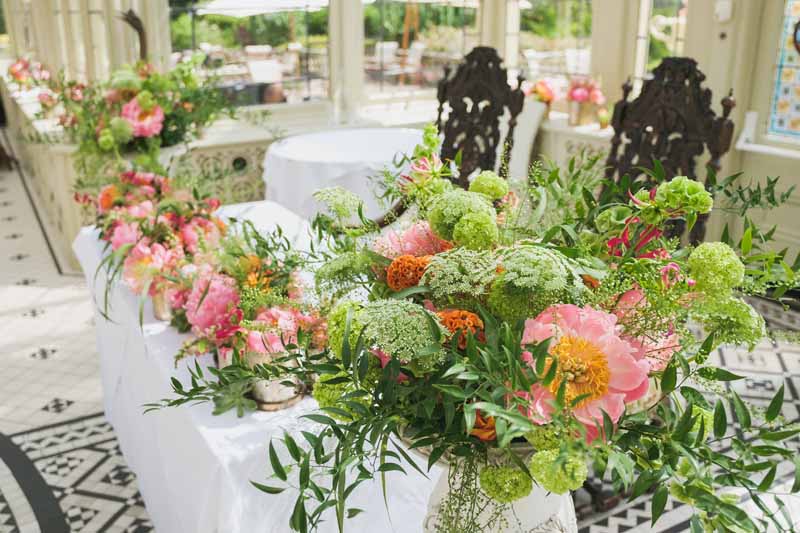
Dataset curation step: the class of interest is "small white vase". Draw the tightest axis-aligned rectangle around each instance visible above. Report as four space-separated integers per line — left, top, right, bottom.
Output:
151 290 172 321
244 352 302 410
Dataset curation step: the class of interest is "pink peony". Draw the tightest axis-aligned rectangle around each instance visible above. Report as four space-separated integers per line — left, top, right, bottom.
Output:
121 97 164 138
246 329 286 354
521 304 650 441
372 221 452 259
184 272 240 335
110 221 141 251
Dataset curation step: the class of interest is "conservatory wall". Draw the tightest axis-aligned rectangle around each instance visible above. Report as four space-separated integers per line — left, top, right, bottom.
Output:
1 0 800 264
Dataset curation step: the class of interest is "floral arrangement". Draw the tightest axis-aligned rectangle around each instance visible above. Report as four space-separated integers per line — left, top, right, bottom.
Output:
81 160 322 408
152 124 800 532
566 76 606 106
34 55 229 193
6 57 51 88
526 80 555 105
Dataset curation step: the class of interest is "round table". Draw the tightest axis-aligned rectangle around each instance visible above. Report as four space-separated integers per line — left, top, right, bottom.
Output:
263 127 422 220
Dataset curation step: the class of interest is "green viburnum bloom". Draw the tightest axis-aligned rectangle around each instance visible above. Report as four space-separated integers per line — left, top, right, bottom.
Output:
97 129 115 152
326 301 365 359
524 425 562 451
110 68 142 91
595 206 632 235
688 242 745 295
479 465 533 503
411 177 453 215
313 186 364 220
109 117 133 144
655 176 713 214
452 211 499 250
413 122 440 158
692 296 766 350
359 299 446 374
488 246 585 322
420 248 498 305
136 90 156 112
427 189 495 241
529 449 588 495
469 171 509 201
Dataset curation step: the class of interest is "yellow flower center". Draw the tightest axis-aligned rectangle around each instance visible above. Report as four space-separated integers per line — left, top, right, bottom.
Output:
547 335 610 406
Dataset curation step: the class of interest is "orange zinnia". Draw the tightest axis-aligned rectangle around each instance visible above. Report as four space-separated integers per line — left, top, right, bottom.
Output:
470 412 496 442
386 254 431 291
581 274 600 289
437 309 484 349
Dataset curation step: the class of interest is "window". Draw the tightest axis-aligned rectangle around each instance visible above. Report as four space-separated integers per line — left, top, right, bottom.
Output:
768 0 800 140
169 0 331 107
363 0 480 100
632 0 688 92
509 0 591 83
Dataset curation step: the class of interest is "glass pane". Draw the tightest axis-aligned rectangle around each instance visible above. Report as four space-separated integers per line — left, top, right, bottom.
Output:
645 0 687 72
517 0 592 82
364 0 480 98
768 0 800 139
168 0 330 107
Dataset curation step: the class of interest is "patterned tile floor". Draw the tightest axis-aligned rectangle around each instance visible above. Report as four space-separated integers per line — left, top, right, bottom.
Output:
0 149 799 532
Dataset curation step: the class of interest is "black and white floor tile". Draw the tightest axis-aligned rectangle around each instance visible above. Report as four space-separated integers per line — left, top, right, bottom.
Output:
0 142 799 532
0 160 153 532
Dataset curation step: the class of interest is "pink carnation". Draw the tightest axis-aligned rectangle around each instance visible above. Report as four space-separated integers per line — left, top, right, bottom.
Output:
184 272 240 335
121 97 164 138
372 221 452 259
521 304 650 441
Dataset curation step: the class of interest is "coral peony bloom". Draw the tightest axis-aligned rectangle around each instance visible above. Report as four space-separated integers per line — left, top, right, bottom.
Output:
373 221 452 259
521 304 650 440
184 272 240 335
110 221 140 251
121 97 164 138
246 329 286 354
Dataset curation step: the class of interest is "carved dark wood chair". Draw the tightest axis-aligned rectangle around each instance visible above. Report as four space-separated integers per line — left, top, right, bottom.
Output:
372 46 525 228
604 57 736 243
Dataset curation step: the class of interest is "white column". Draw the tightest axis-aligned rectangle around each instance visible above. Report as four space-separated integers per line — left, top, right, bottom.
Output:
589 0 641 102
59 0 80 79
2 0 18 57
79 0 96 80
328 0 364 124
479 0 508 58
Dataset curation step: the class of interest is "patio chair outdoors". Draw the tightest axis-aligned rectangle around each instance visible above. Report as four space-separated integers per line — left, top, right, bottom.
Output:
604 56 736 243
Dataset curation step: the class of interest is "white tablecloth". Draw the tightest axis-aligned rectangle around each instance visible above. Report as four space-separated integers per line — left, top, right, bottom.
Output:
74 200 575 533
263 128 422 220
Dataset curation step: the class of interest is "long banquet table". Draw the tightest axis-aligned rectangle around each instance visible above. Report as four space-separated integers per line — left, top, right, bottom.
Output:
73 201 444 533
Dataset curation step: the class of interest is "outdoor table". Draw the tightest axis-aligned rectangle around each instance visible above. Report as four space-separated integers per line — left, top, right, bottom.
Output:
263 127 422 220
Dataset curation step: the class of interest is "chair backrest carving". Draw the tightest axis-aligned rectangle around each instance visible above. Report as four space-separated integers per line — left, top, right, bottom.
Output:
604 57 735 241
436 46 525 188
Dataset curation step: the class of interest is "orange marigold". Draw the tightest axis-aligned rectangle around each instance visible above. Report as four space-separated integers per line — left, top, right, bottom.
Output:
437 309 484 349
386 254 431 291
